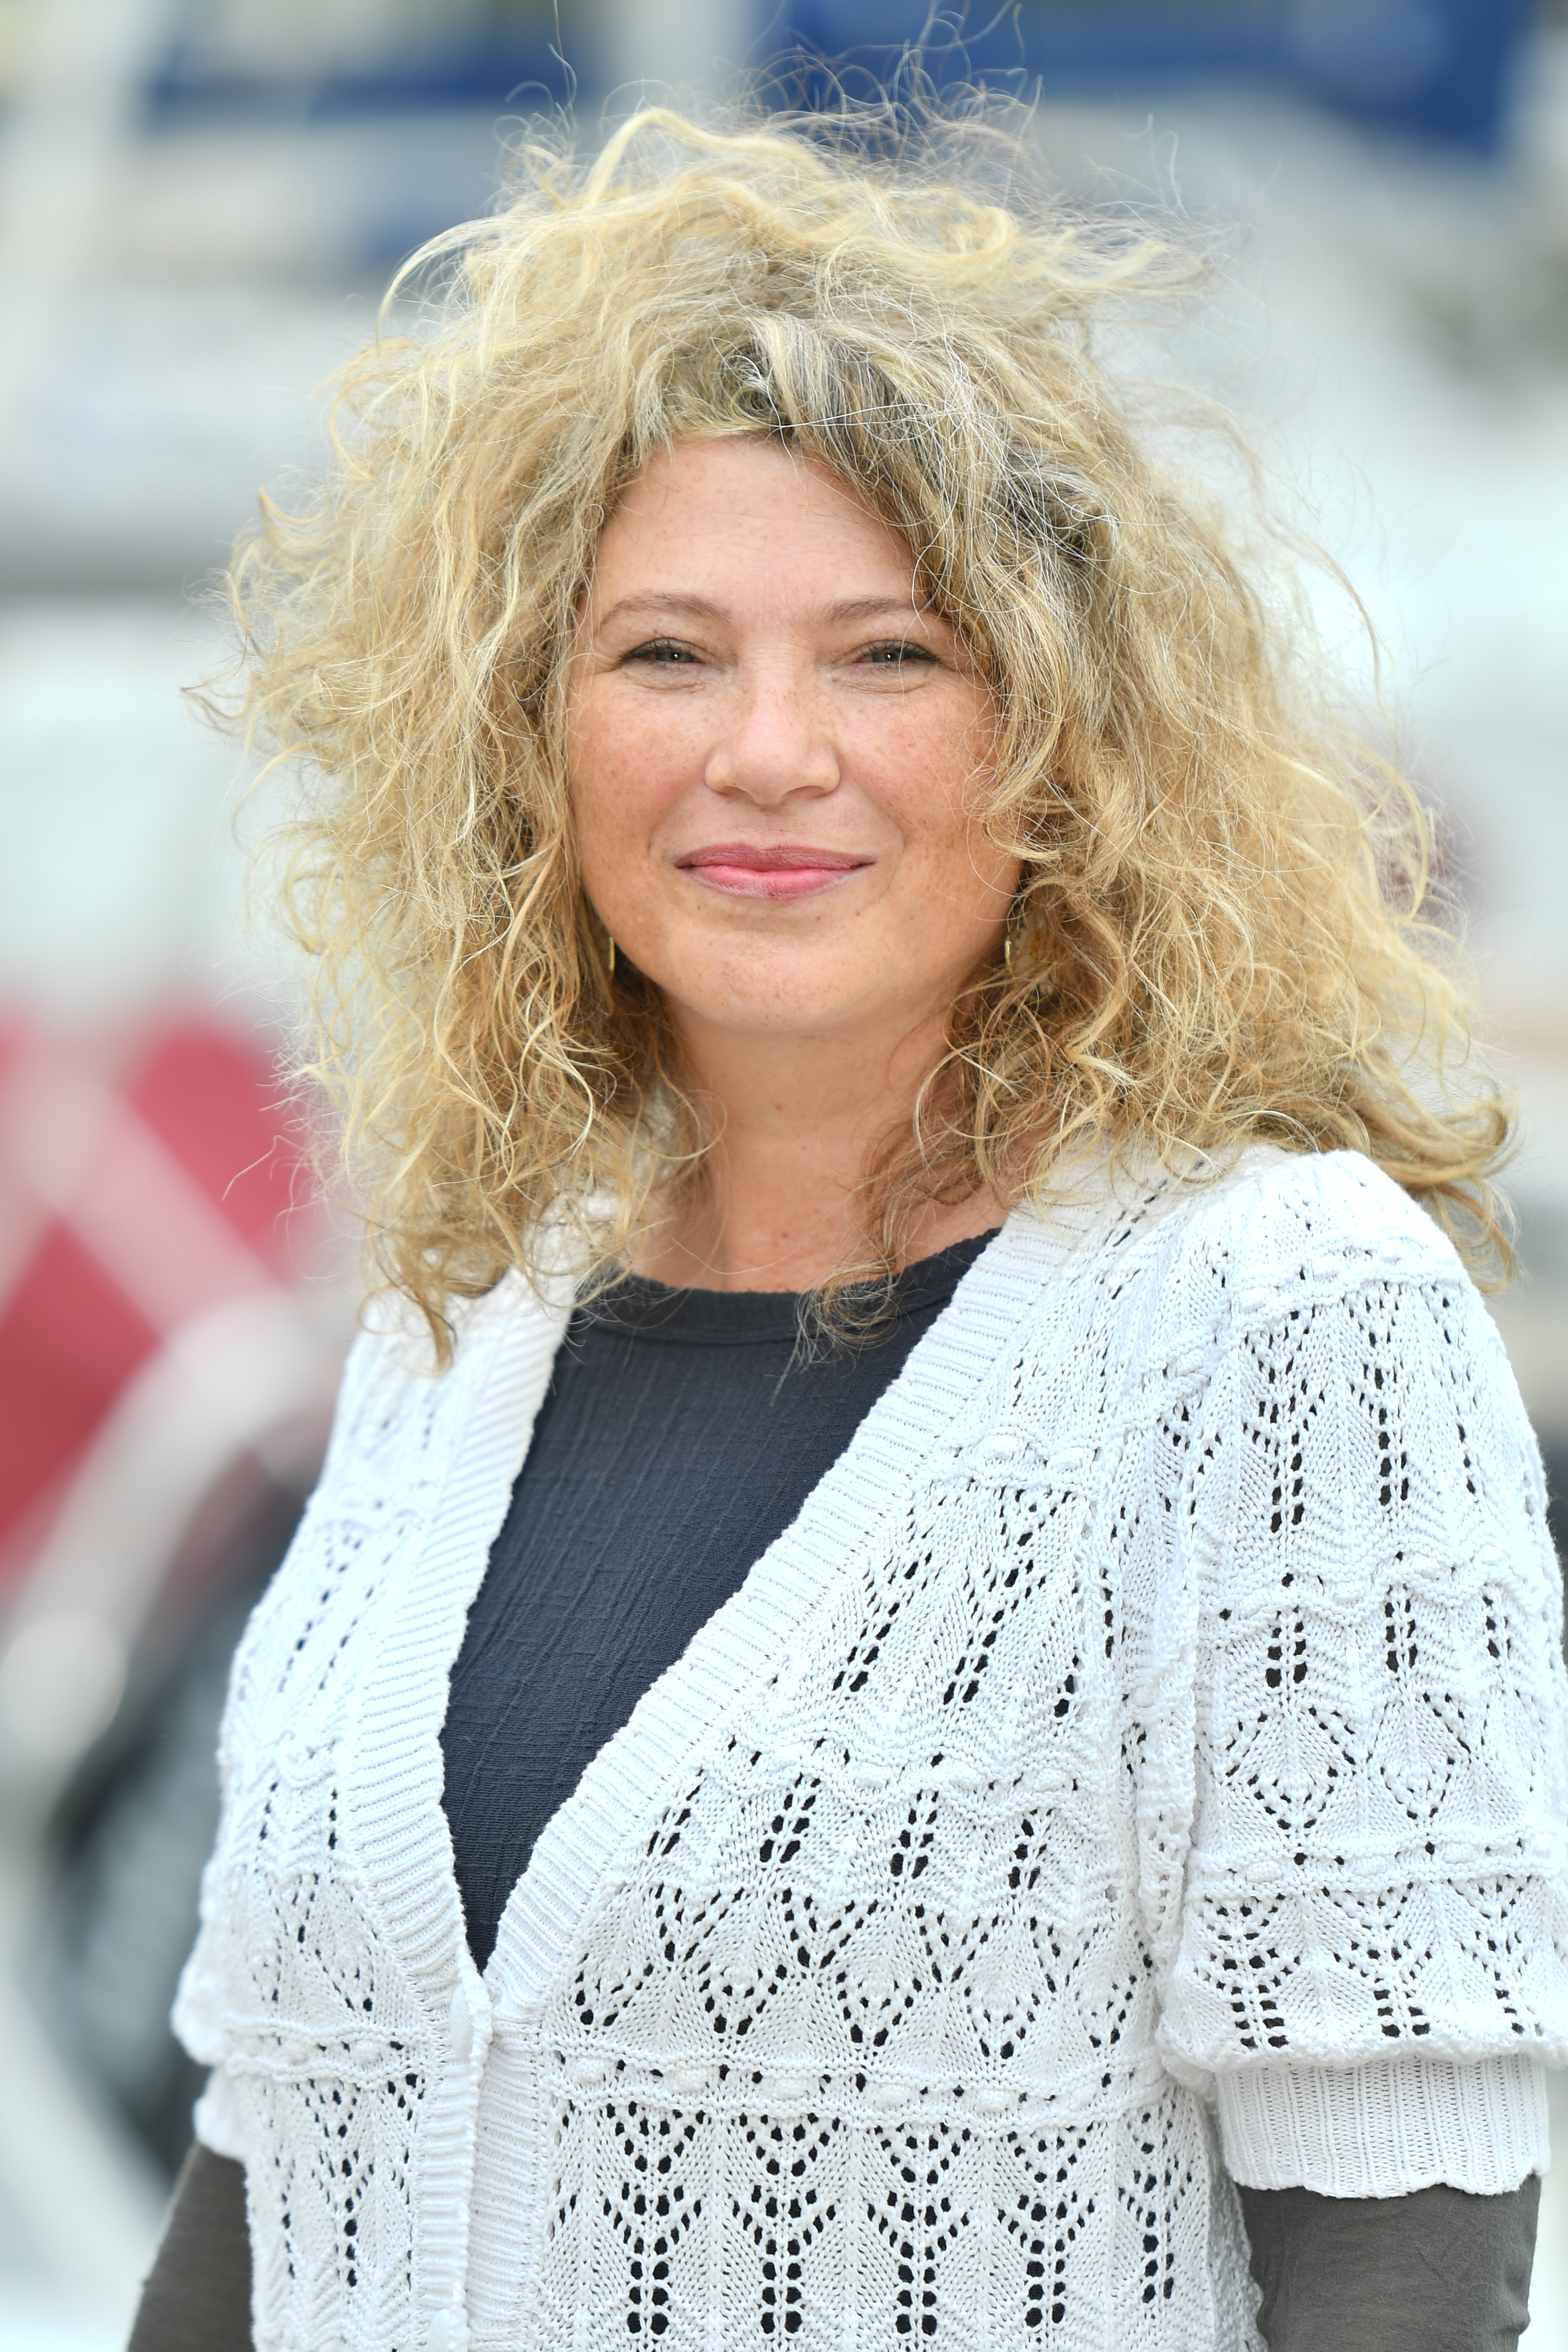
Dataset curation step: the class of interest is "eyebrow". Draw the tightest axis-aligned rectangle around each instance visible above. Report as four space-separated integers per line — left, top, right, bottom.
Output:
596 591 938 628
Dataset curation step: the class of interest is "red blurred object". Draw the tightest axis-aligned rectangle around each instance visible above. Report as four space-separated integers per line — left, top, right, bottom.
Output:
0 1020 315 1586
125 1026 304 1272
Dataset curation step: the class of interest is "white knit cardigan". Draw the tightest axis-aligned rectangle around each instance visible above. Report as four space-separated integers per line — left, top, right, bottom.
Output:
175 1148 1568 2352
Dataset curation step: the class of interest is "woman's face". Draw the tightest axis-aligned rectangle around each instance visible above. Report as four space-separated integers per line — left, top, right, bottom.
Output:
567 438 1015 1056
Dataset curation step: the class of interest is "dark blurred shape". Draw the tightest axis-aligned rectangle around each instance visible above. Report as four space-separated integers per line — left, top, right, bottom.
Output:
768 0 1532 151
146 19 580 127
42 1474 302 2175
128 0 1534 151
1545 1441 1568 1589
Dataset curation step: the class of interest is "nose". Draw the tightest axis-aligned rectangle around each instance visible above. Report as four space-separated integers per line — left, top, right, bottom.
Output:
702 666 840 805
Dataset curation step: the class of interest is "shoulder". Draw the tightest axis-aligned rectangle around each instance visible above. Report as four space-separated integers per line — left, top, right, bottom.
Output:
1009 1146 1481 1355
1140 1154 1532 1484
1174 1145 1466 1303
1135 1144 1462 1305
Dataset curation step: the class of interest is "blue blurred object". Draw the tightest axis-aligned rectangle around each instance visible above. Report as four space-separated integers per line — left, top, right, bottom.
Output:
767 0 1534 153
141 0 1533 152
144 28 583 128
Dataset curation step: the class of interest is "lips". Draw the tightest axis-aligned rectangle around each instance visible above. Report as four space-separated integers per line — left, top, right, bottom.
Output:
675 842 873 902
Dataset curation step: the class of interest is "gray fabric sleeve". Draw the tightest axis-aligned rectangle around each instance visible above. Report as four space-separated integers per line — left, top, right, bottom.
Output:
1239 2178 1541 2352
127 2141 251 2352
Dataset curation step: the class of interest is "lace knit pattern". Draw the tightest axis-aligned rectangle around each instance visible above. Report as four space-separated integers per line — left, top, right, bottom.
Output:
174 1149 1568 2352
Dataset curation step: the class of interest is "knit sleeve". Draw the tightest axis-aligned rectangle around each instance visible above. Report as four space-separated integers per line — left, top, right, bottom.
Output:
1153 1169 1568 2199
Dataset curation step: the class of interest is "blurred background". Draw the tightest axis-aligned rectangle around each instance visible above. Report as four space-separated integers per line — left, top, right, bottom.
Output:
0 0 1565 2344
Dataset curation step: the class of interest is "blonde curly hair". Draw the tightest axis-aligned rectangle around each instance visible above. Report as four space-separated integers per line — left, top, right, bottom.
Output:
228 102 1509 1352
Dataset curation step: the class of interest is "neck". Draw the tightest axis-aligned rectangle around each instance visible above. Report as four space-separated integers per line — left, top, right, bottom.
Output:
632 1004 1007 1292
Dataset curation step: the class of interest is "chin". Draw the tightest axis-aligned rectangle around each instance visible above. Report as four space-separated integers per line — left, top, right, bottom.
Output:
666 976 876 1038
696 991 866 1036
653 942 869 1029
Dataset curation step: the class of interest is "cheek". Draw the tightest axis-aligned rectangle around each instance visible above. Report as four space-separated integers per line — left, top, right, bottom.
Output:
863 703 1011 930
569 701 688 885
851 696 996 847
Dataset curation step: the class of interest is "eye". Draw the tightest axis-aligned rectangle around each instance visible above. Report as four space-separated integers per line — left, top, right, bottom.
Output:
623 637 701 667
860 639 937 669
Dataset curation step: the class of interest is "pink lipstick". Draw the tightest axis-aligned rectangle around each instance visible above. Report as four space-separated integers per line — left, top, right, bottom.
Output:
675 842 873 901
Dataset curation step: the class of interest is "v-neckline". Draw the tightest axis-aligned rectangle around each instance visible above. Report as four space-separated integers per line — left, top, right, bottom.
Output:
479 1207 1093 2015
342 1194 1125 2051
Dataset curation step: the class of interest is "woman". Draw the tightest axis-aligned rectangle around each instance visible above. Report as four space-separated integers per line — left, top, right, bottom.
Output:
133 109 1566 2352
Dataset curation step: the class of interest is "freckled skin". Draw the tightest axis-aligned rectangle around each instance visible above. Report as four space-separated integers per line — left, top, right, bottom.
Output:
566 439 1018 1289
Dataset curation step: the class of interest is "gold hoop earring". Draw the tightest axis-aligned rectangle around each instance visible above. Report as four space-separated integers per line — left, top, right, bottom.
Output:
606 935 617 978
1004 904 1042 988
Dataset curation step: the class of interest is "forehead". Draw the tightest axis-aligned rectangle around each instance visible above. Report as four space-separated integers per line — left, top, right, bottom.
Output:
590 438 917 602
